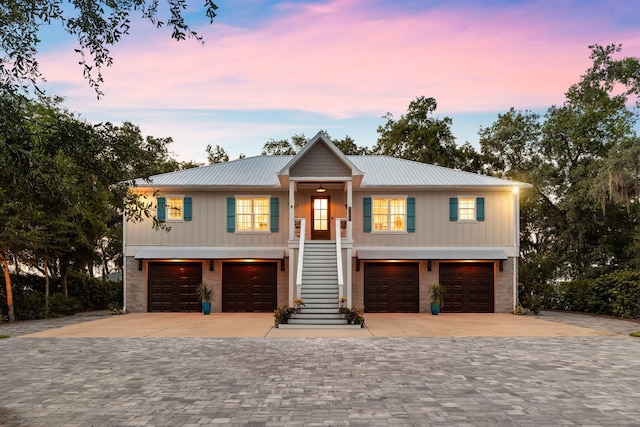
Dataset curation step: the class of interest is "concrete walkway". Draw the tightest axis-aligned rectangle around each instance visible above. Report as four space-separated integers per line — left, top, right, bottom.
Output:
1 311 639 426
4 310 639 339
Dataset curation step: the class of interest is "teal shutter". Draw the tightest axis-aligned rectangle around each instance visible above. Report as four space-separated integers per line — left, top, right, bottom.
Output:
270 197 279 232
363 197 372 232
407 197 415 232
184 197 192 221
157 197 166 221
227 197 235 232
476 197 485 221
449 198 458 221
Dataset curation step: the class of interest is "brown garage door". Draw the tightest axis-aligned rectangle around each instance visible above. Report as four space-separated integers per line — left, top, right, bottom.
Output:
439 263 494 313
364 263 419 312
148 262 202 312
222 262 277 312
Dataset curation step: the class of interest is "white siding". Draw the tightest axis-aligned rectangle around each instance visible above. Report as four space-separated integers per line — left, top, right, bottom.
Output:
126 191 289 247
352 190 515 248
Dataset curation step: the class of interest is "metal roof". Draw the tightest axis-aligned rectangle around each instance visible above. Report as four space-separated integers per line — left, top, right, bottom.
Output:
134 247 285 259
134 155 530 189
356 248 509 260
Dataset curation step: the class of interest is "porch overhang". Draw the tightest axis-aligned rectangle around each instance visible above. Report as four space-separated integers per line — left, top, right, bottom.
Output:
134 247 285 260
355 248 509 260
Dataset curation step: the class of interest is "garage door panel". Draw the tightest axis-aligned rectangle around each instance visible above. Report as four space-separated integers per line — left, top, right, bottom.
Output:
440 263 494 313
222 263 277 312
148 262 202 312
365 263 419 313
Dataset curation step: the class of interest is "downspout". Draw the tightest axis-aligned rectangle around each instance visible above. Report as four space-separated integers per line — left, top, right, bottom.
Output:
122 201 127 313
513 187 520 310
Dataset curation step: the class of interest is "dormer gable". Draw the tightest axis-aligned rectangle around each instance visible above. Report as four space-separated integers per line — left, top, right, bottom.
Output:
277 132 364 187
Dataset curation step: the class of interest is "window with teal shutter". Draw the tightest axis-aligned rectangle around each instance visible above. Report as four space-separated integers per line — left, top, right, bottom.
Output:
407 197 415 232
449 198 458 221
227 197 235 232
184 197 192 221
363 197 372 232
476 197 485 221
270 197 279 232
157 197 166 221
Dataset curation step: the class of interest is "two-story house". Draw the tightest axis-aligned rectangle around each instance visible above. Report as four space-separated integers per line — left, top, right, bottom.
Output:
123 132 530 323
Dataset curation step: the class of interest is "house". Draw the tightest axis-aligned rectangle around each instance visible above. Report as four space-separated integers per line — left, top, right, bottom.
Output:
123 132 530 321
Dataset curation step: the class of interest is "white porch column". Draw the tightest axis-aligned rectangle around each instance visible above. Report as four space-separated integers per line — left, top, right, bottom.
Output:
289 180 296 241
513 187 520 309
346 180 353 240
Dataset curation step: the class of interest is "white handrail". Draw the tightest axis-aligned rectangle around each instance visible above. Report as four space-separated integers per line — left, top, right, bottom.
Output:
295 218 306 299
335 218 344 304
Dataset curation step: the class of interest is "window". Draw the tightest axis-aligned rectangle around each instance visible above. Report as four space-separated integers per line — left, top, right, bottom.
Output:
458 197 476 221
157 196 192 222
373 197 406 232
449 197 484 222
236 197 270 231
166 197 184 221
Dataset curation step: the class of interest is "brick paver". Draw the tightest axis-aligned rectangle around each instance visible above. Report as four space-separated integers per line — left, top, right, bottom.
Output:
1 312 639 426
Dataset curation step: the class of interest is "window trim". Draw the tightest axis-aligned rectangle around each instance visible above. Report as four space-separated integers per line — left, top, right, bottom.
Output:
370 195 409 234
234 195 272 234
163 194 186 222
457 195 477 222
451 196 485 222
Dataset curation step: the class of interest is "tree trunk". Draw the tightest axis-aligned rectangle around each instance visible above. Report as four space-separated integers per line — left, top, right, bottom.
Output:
60 257 68 298
0 251 15 322
44 251 49 314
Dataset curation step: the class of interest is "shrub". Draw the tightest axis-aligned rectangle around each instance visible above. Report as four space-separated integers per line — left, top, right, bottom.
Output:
47 294 83 317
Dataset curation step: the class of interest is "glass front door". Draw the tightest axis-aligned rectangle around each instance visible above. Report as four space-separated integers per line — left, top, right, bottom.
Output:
311 196 330 240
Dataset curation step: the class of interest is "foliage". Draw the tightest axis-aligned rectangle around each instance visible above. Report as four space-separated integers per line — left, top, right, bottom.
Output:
374 96 475 170
206 144 229 164
47 294 82 317
197 283 212 302
261 131 370 156
345 306 365 327
429 284 445 307
273 305 297 327
548 270 640 319
0 0 218 94
630 331 640 338
1 272 121 320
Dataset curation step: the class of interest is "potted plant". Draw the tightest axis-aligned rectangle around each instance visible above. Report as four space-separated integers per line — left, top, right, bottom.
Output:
294 297 305 313
339 296 348 318
197 283 213 315
346 306 365 327
273 306 297 327
429 284 445 315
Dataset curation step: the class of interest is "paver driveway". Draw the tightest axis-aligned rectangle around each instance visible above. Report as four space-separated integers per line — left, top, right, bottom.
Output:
1 311 639 426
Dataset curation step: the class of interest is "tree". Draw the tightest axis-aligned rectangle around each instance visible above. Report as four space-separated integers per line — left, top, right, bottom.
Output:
206 144 229 164
373 96 465 168
261 139 297 156
0 90 183 320
261 132 371 156
0 0 218 94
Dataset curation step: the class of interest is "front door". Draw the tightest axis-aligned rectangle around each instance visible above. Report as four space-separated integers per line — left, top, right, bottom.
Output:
311 196 330 240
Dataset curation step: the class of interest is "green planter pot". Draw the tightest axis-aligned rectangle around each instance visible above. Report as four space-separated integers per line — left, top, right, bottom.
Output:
202 301 212 315
430 302 440 315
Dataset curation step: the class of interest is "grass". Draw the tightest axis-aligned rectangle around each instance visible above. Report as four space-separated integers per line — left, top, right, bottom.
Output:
630 331 640 338
0 335 9 339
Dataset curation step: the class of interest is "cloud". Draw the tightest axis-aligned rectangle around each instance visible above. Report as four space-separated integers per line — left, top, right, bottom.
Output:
36 0 640 159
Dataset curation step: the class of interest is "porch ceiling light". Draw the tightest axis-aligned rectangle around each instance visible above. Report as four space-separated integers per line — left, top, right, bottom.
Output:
316 185 326 193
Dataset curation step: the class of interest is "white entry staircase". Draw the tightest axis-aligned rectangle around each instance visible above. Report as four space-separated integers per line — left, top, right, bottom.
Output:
283 241 359 329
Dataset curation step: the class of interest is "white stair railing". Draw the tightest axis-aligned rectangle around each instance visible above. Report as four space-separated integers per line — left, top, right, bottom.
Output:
295 218 306 300
335 218 344 306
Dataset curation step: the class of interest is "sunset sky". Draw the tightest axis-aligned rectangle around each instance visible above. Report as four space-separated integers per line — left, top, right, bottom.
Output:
37 0 640 163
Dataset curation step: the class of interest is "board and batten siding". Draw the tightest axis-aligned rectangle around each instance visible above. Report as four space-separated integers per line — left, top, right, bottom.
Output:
126 191 289 247
352 190 515 247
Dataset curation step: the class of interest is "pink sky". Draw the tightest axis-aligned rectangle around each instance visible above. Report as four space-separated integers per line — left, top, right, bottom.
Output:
38 0 640 161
